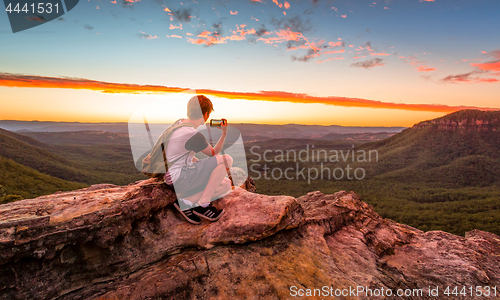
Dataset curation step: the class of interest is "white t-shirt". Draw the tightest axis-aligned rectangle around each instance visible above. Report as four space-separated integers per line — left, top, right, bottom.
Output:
164 119 209 184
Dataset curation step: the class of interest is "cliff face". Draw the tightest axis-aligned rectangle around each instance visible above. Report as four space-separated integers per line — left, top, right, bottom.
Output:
1 180 499 300
412 109 500 132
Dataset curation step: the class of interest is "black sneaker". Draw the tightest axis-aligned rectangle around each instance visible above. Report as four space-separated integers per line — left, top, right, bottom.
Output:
193 204 224 221
173 200 201 225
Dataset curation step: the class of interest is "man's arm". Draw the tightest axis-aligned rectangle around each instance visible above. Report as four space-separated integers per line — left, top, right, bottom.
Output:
200 119 228 156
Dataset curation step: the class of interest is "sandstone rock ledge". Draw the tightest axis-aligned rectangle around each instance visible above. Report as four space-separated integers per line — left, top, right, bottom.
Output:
0 180 499 300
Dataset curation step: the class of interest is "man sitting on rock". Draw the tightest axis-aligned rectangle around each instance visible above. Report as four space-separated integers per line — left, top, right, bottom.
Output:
164 95 233 224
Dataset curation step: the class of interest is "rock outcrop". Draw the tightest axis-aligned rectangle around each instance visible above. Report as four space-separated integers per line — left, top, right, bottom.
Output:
1 179 499 300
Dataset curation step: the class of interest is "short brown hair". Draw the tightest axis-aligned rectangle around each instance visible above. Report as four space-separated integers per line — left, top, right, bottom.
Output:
187 95 214 119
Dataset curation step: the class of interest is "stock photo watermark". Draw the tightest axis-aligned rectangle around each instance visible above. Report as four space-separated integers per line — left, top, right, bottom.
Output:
3 0 79 33
249 144 378 183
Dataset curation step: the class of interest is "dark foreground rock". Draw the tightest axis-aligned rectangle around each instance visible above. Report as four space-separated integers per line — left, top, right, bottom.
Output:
0 180 499 300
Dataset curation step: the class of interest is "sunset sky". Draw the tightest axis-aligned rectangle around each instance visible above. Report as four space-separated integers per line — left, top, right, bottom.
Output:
1 0 499 126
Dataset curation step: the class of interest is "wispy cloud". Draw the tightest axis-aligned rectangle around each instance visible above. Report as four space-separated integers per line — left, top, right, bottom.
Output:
1 73 496 113
169 8 193 23
316 57 344 64
138 31 158 39
186 23 270 46
416 65 436 72
169 23 182 30
401 55 436 72
442 50 500 83
351 58 385 68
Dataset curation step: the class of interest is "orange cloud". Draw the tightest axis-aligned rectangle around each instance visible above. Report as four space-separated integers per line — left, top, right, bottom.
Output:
477 78 499 83
1 73 496 113
471 61 500 72
230 10 238 15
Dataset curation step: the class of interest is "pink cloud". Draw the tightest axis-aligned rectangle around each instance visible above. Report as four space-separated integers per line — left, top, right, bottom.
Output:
443 49 500 83
323 49 345 54
402 56 436 72
169 23 182 30
416 65 436 72
316 57 345 64
329 41 343 47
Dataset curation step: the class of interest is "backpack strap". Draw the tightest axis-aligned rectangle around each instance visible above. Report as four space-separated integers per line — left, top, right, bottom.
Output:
143 119 198 176
160 120 196 171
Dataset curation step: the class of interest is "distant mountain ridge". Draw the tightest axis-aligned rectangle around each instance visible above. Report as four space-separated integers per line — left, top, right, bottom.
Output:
0 120 406 142
0 120 406 133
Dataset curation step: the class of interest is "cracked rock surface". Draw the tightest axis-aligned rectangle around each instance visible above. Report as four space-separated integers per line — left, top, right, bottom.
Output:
0 180 499 299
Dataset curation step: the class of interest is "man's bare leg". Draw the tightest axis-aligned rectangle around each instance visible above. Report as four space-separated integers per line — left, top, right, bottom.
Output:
183 178 231 204
197 155 233 206
183 155 233 205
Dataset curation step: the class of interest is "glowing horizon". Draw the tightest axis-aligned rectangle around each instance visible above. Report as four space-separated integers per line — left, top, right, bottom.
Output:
1 73 498 121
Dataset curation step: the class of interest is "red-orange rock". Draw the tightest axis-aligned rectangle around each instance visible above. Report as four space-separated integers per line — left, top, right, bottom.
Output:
0 183 499 300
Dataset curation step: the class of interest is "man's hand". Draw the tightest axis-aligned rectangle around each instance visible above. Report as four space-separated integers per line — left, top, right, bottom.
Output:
219 118 228 135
